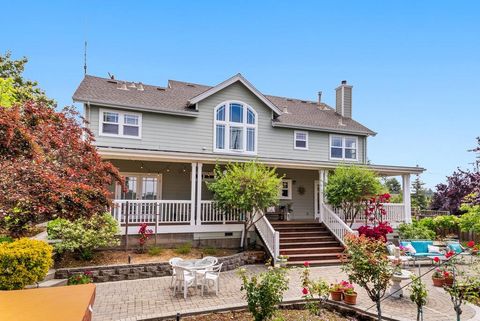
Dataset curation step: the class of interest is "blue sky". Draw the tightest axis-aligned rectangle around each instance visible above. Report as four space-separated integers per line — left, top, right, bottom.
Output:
2 0 479 188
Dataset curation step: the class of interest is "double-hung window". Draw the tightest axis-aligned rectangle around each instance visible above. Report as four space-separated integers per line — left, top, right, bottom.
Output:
100 109 142 138
214 101 257 154
279 179 292 200
330 135 358 160
294 131 308 150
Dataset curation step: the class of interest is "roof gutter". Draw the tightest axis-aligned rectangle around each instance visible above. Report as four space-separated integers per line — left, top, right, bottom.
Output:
272 122 377 137
72 98 199 118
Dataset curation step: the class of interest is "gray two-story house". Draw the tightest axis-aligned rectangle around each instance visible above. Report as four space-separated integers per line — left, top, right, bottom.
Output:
73 73 423 265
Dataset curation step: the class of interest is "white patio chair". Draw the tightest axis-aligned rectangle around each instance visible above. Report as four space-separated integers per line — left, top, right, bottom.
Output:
200 263 223 296
173 266 196 299
169 257 183 287
203 256 218 266
195 256 218 279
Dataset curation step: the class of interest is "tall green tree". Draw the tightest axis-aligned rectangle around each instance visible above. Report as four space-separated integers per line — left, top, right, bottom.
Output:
383 177 401 194
325 166 382 227
0 51 54 106
411 175 428 210
207 161 282 249
0 78 15 107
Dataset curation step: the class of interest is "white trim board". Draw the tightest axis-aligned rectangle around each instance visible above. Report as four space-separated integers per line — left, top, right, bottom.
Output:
188 74 283 115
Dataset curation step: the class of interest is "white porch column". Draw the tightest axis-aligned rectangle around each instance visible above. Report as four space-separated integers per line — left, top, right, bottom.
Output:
190 162 197 226
318 169 325 222
402 174 412 223
196 162 203 225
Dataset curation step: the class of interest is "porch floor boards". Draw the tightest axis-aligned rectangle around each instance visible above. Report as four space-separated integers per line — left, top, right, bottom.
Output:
271 221 344 266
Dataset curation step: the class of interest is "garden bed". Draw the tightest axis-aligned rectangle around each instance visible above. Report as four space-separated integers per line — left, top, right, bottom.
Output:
179 309 351 321
54 248 239 269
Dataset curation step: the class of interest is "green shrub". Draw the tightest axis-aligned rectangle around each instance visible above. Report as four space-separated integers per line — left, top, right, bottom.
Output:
458 204 480 233
202 246 218 256
418 217 435 231
174 243 192 255
47 212 119 260
67 271 93 285
238 264 289 321
398 221 436 240
0 236 13 243
147 246 163 256
0 238 53 290
432 215 459 230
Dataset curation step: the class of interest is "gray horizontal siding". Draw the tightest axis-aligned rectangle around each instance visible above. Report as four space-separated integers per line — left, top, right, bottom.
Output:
89 81 365 163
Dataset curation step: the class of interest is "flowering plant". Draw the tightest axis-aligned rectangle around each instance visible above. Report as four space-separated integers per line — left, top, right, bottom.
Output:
67 271 93 285
330 280 351 292
300 262 329 315
432 267 445 279
342 281 355 295
399 245 407 255
137 223 153 253
358 222 393 242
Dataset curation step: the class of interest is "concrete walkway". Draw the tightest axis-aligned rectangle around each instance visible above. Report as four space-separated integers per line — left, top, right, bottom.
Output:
92 265 480 321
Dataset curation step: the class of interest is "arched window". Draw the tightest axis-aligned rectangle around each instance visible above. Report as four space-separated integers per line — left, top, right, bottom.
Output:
214 101 257 154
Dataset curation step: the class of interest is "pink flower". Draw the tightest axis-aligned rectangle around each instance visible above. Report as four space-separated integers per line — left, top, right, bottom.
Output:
303 261 310 267
302 287 309 295
446 251 455 259
433 257 440 263
467 241 475 248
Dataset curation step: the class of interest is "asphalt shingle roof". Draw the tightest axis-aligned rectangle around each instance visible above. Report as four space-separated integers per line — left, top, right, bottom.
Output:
73 75 375 135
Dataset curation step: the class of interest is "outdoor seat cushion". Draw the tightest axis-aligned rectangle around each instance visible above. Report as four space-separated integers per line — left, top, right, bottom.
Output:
448 243 463 254
411 252 441 257
410 241 434 254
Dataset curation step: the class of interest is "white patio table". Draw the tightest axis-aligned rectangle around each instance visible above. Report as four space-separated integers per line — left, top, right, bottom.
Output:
174 259 215 270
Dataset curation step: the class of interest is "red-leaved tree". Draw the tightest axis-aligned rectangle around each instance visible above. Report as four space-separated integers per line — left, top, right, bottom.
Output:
0 101 123 236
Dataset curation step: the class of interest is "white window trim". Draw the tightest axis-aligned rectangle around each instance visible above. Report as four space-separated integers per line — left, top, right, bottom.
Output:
213 101 258 155
293 130 309 150
279 179 292 200
329 134 359 161
115 172 163 200
99 108 142 139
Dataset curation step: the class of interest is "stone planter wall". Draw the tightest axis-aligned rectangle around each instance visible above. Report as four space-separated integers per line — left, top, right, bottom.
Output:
55 251 265 283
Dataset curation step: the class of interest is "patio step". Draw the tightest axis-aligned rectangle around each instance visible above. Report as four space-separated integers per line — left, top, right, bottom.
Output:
280 246 344 255
287 259 343 267
265 221 345 266
284 252 344 262
278 230 331 238
280 235 336 243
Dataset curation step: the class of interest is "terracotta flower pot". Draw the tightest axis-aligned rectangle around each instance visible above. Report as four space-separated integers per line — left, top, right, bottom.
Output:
330 290 343 301
343 292 357 305
444 277 454 287
432 277 445 287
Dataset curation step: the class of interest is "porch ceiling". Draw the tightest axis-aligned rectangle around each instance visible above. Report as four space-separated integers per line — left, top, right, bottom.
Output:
97 146 425 175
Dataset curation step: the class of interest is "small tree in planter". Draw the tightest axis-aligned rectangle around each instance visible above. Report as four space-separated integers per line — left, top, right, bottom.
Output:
341 233 393 321
409 275 428 321
325 166 382 227
207 161 283 249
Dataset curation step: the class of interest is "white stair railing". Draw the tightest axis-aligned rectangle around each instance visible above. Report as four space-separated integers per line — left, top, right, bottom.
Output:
322 203 358 245
253 211 279 261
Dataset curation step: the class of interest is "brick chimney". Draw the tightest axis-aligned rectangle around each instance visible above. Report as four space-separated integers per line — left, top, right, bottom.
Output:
335 80 353 118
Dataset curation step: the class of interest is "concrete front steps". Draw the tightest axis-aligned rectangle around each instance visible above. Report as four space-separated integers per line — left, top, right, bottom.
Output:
272 221 344 266
26 269 67 288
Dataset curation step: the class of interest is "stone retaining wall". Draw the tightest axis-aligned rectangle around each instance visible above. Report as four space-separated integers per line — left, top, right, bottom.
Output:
55 251 264 283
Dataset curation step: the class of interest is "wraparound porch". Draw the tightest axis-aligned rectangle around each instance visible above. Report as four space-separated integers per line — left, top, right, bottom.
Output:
108 159 415 234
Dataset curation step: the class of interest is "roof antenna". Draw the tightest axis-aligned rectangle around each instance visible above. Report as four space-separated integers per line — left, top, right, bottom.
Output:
83 41 87 75
108 72 115 80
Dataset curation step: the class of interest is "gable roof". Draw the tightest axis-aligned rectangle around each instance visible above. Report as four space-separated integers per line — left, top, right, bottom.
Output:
73 74 376 136
188 73 283 115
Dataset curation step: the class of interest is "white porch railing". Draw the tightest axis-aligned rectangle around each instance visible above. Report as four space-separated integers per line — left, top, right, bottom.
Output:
322 203 358 245
200 200 244 223
330 203 406 225
112 200 192 224
253 211 280 261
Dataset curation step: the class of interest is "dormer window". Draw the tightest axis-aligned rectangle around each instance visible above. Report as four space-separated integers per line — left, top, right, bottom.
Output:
214 101 257 154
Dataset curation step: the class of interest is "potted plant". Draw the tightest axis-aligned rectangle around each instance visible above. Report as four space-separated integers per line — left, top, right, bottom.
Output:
432 268 445 287
343 283 357 305
329 281 345 301
443 270 454 287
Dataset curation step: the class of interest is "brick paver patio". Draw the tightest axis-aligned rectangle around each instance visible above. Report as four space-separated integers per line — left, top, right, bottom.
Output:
92 264 480 321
